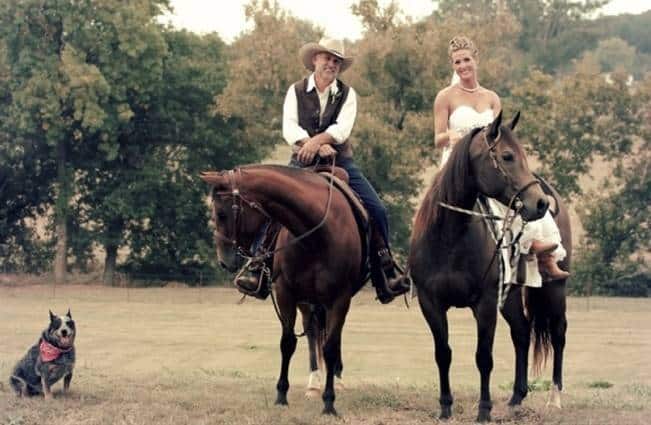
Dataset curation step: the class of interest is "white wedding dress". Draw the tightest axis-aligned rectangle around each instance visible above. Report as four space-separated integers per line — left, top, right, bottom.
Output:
441 105 566 287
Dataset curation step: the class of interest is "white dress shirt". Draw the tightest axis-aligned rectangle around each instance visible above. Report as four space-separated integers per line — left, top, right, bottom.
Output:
282 73 357 146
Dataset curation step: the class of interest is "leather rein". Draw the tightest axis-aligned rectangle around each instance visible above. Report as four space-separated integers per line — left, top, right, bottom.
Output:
211 161 337 264
439 127 541 311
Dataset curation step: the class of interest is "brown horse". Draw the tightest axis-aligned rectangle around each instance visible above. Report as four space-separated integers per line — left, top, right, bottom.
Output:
200 164 366 415
409 112 570 422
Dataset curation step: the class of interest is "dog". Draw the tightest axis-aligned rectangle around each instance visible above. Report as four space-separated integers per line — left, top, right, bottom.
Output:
10 310 76 398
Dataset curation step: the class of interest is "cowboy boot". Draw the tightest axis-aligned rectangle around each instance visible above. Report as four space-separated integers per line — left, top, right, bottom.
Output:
234 261 270 299
378 248 411 295
233 221 280 299
369 226 410 304
537 253 570 281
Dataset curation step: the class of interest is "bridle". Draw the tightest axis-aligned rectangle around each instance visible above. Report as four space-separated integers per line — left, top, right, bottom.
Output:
211 161 337 263
211 168 273 259
439 126 541 219
483 128 541 214
439 125 544 311
211 163 338 335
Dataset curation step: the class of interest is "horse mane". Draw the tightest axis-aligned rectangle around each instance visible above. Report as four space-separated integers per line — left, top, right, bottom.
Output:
412 127 483 240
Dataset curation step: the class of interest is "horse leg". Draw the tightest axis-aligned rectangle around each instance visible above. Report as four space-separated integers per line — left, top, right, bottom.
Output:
418 294 453 419
501 286 530 406
275 286 298 406
300 304 322 398
321 296 351 416
548 287 567 409
472 301 497 423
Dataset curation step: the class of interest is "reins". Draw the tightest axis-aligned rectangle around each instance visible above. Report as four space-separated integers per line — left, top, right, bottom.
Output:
213 159 338 336
438 126 539 311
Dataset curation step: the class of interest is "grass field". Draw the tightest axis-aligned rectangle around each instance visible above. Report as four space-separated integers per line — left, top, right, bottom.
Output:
1 283 650 424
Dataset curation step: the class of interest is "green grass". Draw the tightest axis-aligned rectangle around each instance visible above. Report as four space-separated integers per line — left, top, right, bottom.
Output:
1 284 650 424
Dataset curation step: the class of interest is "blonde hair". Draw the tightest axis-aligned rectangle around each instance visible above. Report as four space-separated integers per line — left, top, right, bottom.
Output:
448 35 478 59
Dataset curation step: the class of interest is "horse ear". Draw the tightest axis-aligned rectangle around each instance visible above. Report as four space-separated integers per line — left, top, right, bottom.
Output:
489 110 503 139
199 171 225 188
49 310 55 322
508 111 521 130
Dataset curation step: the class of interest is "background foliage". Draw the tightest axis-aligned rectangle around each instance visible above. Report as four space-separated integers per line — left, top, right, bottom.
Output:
0 0 648 294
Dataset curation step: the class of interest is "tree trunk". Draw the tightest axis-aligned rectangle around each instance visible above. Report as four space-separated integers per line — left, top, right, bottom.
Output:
103 244 118 286
53 139 68 284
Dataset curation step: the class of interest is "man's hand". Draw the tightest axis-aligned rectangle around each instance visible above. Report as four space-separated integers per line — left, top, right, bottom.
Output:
318 144 337 158
297 138 321 164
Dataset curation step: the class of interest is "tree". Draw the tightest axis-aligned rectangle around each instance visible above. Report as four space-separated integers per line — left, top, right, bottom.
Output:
504 0 607 73
571 75 651 295
214 0 321 164
508 69 644 196
592 37 636 74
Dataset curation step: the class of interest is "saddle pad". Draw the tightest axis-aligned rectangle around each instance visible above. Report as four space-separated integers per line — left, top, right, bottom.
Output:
318 172 369 225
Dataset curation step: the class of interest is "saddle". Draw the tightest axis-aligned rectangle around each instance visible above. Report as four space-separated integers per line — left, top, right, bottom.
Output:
315 168 371 287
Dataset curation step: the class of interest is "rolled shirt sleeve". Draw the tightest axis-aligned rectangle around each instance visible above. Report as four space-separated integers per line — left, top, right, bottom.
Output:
325 87 357 144
282 84 310 146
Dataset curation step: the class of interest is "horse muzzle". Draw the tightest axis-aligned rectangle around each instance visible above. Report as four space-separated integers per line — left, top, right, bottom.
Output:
519 193 549 222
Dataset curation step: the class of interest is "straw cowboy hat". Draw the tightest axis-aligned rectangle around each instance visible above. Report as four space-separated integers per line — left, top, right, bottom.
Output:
299 37 354 73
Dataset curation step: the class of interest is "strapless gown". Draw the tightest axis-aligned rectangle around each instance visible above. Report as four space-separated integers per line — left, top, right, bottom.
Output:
441 105 494 166
441 105 566 286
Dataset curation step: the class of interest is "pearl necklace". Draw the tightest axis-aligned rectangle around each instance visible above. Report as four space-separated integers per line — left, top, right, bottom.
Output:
457 83 481 93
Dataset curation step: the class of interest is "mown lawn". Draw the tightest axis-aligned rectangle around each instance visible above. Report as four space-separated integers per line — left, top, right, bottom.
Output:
1 283 649 424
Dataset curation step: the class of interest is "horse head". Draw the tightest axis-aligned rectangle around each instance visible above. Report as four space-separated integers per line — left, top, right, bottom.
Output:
469 111 549 221
200 170 270 272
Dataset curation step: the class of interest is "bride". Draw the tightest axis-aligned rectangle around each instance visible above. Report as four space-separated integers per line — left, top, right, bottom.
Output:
432 35 569 283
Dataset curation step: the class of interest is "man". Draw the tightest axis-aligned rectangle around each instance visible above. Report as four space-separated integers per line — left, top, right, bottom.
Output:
237 37 409 303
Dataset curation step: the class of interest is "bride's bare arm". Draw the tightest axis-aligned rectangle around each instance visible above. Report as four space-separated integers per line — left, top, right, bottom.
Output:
434 91 451 148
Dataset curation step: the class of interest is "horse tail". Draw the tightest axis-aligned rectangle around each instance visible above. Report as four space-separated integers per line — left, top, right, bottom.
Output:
311 304 327 372
526 288 552 376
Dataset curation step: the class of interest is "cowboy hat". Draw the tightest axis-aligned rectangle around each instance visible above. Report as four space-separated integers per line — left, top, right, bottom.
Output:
299 37 354 73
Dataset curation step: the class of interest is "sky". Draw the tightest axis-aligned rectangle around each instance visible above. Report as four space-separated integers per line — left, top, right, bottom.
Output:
163 0 651 43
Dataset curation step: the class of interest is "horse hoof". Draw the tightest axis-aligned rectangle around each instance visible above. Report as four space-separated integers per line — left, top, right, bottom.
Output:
304 388 320 399
546 399 562 409
322 406 338 416
476 411 491 422
274 395 288 406
546 385 562 409
508 394 525 406
439 405 452 419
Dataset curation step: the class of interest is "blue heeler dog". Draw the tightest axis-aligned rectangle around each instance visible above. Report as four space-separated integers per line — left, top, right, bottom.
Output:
10 310 76 398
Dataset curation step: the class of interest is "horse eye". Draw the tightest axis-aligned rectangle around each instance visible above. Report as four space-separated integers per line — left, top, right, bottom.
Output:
216 211 228 221
501 151 514 162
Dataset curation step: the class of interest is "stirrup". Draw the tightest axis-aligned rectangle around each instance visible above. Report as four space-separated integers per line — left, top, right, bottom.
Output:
234 259 271 300
373 251 410 303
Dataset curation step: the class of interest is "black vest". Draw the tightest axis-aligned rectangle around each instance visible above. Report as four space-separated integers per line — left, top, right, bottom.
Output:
294 77 353 158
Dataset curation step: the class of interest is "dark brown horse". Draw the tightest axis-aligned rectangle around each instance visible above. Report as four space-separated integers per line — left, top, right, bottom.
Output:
409 112 570 422
200 164 366 415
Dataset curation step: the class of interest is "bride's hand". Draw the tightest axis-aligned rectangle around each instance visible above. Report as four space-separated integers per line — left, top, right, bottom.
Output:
448 129 462 146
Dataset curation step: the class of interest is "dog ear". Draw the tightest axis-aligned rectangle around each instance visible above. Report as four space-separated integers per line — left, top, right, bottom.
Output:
49 310 56 322
66 309 72 319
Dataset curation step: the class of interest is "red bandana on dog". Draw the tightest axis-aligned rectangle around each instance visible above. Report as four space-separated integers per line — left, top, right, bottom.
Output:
39 339 70 362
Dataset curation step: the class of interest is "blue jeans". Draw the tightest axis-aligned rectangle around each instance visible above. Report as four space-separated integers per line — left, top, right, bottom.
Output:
290 156 390 247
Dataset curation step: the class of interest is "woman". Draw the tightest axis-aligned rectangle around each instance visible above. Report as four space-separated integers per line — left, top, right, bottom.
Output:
433 35 569 282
